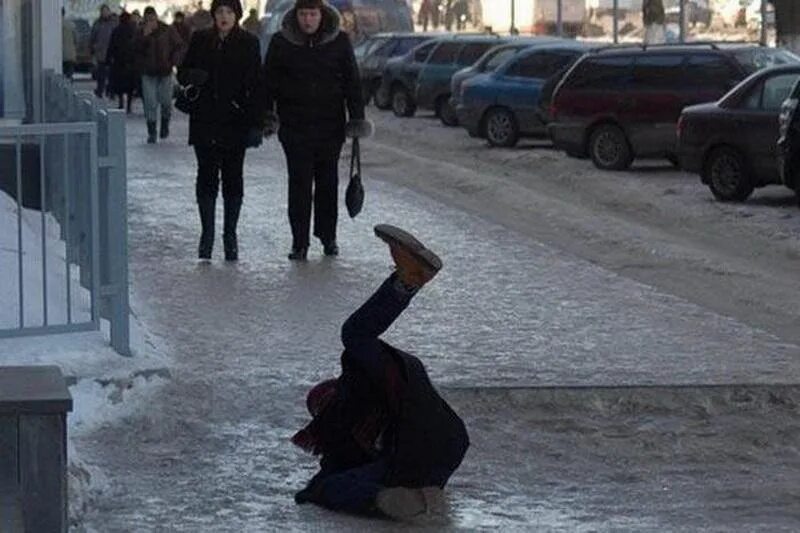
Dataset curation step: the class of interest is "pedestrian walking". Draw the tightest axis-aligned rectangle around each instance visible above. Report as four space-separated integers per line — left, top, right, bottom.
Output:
242 8 262 35
417 0 433 32
262 0 372 261
191 1 215 32
135 6 185 143
292 224 469 519
62 9 77 80
90 3 117 98
172 11 194 52
107 11 139 114
178 0 264 261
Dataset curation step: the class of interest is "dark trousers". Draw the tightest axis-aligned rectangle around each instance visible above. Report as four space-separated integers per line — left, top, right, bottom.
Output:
193 144 245 202
94 63 109 97
280 140 343 249
308 275 462 514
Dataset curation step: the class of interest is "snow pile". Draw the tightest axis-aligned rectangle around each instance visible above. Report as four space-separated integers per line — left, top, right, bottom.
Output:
0 189 172 526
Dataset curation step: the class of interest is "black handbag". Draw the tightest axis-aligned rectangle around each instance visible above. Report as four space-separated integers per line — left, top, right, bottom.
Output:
174 68 208 115
345 138 364 218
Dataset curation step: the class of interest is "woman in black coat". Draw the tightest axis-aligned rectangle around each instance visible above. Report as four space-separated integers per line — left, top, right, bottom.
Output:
262 0 372 261
106 11 138 113
177 0 263 261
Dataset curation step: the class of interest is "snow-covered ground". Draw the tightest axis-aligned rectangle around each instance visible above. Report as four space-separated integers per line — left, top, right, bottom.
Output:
0 189 171 526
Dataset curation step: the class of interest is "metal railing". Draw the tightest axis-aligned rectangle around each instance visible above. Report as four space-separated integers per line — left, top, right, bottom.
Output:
0 71 130 356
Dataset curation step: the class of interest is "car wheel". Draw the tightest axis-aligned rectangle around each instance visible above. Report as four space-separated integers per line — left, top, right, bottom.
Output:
437 97 459 127
374 81 391 110
704 146 754 202
589 124 633 171
484 108 518 148
392 86 416 118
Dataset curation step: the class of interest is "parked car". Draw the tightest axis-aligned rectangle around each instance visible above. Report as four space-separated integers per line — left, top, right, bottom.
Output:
548 44 800 170
678 65 800 202
357 32 437 108
258 0 414 58
449 37 564 125
457 42 591 147
376 36 446 118
413 35 504 124
776 77 800 205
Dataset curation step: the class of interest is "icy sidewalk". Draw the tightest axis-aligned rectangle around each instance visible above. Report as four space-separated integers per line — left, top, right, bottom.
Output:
73 112 800 531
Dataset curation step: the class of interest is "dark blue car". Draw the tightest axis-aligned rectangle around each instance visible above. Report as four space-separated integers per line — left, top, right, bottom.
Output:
457 42 591 147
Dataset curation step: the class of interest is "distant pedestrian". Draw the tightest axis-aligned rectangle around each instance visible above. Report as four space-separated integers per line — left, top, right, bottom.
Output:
135 6 185 143
191 1 215 32
131 9 143 27
292 225 469 519
90 4 117 98
178 0 263 261
417 0 433 32
242 8 262 35
62 9 77 80
262 0 371 261
172 11 193 52
107 11 139 113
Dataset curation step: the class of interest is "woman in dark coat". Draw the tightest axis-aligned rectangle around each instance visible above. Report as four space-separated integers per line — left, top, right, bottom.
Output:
106 11 138 113
177 0 263 261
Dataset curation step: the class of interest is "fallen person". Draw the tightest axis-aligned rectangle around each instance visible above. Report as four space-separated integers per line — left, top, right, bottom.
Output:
291 224 469 520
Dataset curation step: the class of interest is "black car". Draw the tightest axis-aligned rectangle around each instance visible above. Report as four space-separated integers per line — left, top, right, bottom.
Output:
357 33 437 108
549 43 800 170
375 37 443 117
777 78 800 205
678 65 800 202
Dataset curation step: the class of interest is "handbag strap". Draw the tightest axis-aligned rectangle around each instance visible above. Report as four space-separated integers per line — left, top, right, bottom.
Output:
349 137 361 180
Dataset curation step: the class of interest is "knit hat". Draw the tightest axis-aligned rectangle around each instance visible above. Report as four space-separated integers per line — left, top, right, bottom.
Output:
294 0 324 10
210 0 243 19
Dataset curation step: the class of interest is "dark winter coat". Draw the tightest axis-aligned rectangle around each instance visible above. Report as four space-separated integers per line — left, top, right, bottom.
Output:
376 342 469 488
178 26 263 148
106 21 139 94
135 21 185 77
262 5 365 145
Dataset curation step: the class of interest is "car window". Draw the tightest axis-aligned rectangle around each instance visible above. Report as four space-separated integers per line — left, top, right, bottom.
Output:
371 39 396 58
413 42 436 62
428 42 461 65
457 42 493 66
743 82 763 110
685 54 738 91
632 54 685 89
510 52 577 79
485 48 519 71
561 56 632 90
396 38 426 56
762 73 800 111
734 48 800 74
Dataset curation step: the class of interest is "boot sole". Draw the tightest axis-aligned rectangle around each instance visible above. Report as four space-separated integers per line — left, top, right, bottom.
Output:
373 224 442 273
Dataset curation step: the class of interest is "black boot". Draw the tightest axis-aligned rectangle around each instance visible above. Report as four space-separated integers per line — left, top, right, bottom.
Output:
322 240 339 257
147 121 157 144
198 197 215 260
160 117 170 139
223 197 242 261
288 247 308 261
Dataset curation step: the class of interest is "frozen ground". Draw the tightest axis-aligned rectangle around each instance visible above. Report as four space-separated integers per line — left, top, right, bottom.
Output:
68 108 800 531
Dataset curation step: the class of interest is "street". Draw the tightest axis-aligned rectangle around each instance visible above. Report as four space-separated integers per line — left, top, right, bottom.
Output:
74 107 800 531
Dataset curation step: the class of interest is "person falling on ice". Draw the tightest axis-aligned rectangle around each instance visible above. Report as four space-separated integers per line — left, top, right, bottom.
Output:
291 224 470 520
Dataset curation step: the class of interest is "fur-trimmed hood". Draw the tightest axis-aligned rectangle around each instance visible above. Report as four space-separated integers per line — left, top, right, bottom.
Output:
280 3 341 46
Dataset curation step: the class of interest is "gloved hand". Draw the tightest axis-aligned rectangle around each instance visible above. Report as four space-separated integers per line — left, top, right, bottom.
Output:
245 128 262 148
263 111 280 138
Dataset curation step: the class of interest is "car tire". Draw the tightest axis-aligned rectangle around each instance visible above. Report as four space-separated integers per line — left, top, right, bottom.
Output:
704 146 754 202
392 86 416 118
484 108 518 148
437 97 459 127
373 81 391 110
589 124 633 171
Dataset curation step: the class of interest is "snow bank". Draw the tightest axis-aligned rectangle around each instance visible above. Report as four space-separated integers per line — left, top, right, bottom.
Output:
0 189 172 527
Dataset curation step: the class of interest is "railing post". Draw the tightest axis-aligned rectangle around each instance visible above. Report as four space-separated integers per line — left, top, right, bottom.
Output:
103 110 130 356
